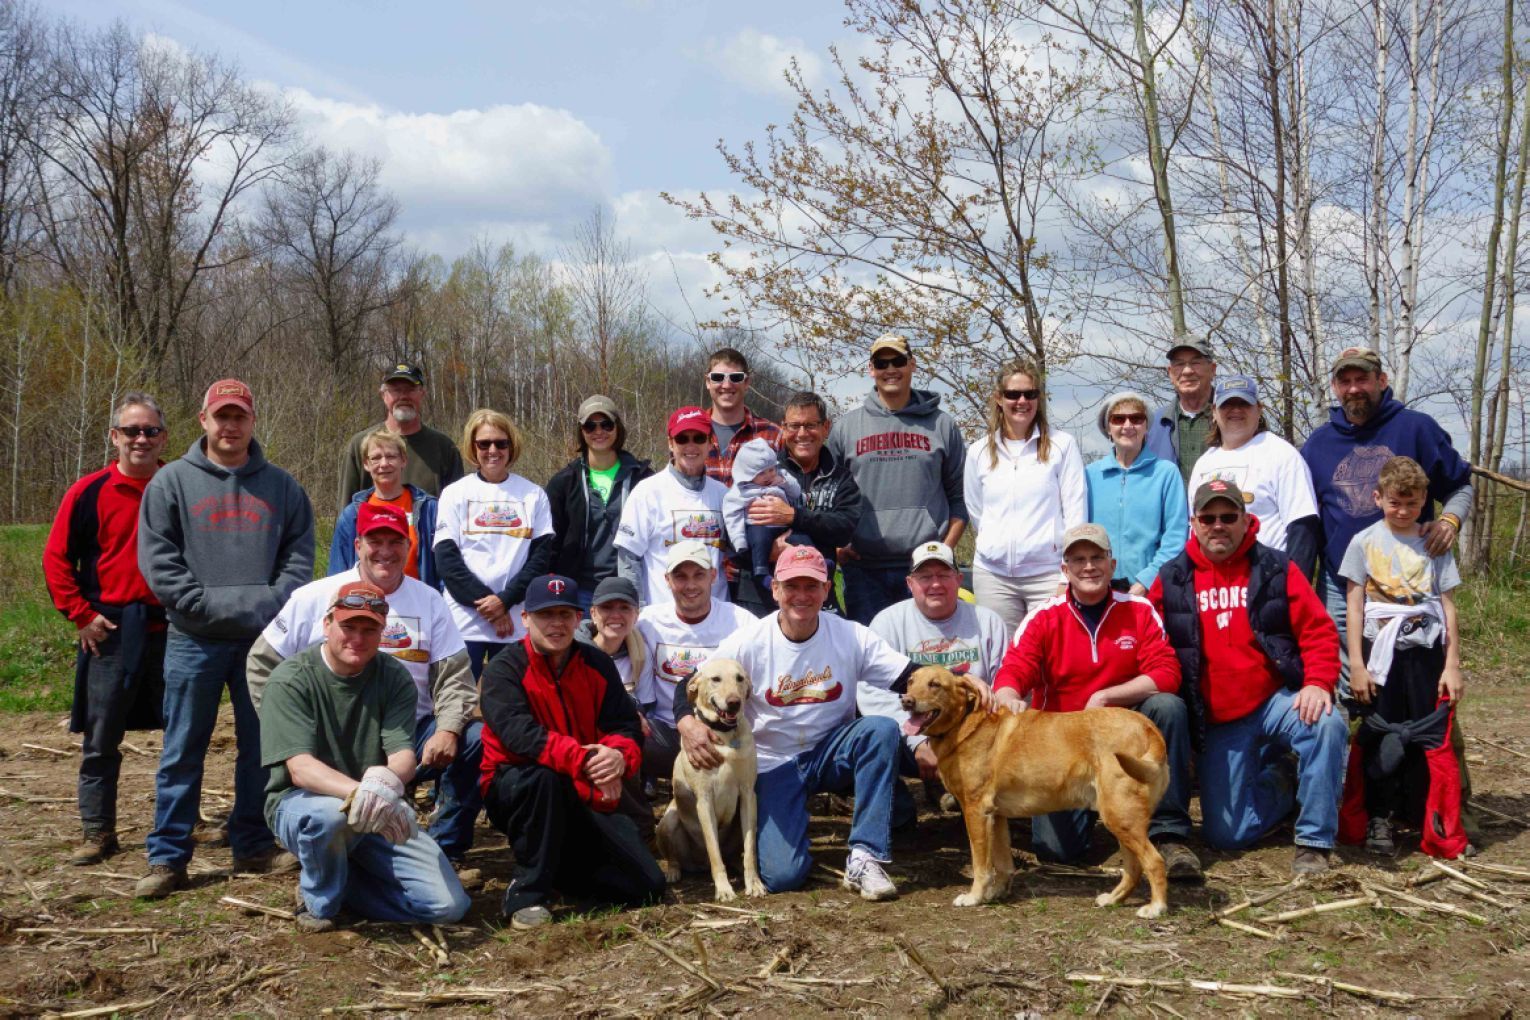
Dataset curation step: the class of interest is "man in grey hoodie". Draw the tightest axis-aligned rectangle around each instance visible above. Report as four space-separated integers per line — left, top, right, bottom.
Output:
134 379 315 899
827 335 968 625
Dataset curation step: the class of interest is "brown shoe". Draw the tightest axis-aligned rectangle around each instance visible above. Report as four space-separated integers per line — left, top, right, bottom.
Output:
1292 847 1331 876
233 846 300 874
450 860 484 893
134 864 188 899
1155 840 1204 883
70 832 120 867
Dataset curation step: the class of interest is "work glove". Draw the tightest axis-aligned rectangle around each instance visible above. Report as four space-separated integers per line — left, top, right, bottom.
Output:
344 766 416 843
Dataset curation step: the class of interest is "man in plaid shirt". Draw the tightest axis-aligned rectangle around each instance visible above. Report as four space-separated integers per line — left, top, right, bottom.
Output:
701 347 782 608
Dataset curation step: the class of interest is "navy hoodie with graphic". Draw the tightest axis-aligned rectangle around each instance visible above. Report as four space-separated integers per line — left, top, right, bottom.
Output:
1299 390 1471 573
138 437 315 641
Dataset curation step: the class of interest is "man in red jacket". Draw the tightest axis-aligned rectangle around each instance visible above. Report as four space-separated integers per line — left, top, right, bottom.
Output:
43 393 169 866
479 574 664 929
993 524 1199 879
1150 480 1346 876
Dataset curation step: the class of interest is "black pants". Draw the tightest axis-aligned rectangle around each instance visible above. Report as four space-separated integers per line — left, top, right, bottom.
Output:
485 764 665 916
1360 640 1445 823
78 630 166 836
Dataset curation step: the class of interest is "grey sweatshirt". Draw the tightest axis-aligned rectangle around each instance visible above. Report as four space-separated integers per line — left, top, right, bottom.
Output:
826 388 968 567
138 437 315 641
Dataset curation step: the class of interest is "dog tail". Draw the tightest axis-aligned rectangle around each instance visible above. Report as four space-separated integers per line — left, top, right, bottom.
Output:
1113 752 1164 787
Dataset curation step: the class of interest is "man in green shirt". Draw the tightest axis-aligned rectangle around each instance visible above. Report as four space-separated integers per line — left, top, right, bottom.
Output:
261 580 470 931
1146 336 1217 482
337 363 465 512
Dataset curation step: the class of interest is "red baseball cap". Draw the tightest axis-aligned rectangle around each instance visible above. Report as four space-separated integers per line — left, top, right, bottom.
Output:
357 502 409 538
329 580 389 625
667 406 712 439
203 378 255 414
774 545 829 584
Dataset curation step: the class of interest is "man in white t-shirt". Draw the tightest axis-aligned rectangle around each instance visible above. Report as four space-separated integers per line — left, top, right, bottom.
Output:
246 503 483 883
674 546 926 901
635 540 757 789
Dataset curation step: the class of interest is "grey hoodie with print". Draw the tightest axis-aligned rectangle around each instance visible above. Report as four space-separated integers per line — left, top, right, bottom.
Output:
826 388 967 568
138 436 315 641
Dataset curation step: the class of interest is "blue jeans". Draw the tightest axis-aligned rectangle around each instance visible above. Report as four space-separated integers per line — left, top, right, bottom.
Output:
413 715 484 860
840 563 909 626
1318 568 1352 697
465 640 511 680
754 715 901 892
273 789 469 923
78 630 166 836
147 631 270 866
1030 693 1195 862
1199 687 1348 850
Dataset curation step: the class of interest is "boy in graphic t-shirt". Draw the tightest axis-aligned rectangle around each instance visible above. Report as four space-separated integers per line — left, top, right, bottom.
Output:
1339 456 1466 859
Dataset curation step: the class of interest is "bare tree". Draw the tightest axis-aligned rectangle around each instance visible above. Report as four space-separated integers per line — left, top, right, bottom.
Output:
0 0 46 298
561 207 651 393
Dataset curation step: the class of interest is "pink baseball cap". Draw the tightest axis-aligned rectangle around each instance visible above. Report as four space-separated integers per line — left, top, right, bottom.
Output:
667 406 712 438
774 545 828 583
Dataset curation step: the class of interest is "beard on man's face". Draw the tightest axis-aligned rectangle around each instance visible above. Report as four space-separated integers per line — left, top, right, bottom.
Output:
1342 392 1376 422
391 405 419 424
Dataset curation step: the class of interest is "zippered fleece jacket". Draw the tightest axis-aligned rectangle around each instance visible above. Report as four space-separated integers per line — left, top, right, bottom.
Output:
993 590 1180 712
138 437 314 642
826 388 967 567
478 638 642 811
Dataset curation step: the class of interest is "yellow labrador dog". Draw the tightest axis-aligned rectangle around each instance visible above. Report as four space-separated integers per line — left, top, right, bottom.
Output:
900 666 1171 918
656 658 766 901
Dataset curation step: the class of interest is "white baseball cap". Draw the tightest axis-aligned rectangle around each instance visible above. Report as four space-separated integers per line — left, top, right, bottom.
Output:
666 539 714 573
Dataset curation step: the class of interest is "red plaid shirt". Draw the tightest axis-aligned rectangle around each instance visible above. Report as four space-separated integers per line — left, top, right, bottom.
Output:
703 408 782 486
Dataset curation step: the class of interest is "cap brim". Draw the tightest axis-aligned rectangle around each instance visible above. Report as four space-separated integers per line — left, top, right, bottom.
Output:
359 523 409 539
204 397 252 414
331 607 385 625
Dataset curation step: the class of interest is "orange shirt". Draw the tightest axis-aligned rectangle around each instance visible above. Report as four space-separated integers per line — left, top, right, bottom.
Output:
367 488 419 578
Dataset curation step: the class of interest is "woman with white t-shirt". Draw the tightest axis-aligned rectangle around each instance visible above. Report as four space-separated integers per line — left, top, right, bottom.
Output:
614 406 729 606
434 409 556 677
1186 374 1320 578
963 359 1087 637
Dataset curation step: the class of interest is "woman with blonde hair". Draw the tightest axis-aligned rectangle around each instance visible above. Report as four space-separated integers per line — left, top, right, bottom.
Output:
434 409 555 676
963 358 1087 636
330 429 441 588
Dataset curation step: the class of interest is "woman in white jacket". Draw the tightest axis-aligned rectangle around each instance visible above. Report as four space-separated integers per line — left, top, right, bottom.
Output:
964 359 1087 637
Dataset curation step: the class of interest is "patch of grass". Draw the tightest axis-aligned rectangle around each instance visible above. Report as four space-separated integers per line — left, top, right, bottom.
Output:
1456 571 1530 680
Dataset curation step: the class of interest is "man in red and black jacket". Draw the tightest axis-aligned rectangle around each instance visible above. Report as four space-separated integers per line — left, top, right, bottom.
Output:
42 393 169 867
479 574 664 929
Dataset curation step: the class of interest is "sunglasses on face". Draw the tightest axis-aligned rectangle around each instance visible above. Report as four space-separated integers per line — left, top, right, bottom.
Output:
115 425 165 438
708 371 747 384
673 432 710 446
474 438 510 451
332 592 389 614
1196 512 1242 526
1002 388 1041 402
581 418 616 433
872 354 910 370
1109 413 1147 425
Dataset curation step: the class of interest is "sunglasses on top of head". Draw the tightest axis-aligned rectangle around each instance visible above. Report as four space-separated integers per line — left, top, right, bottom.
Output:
114 425 165 438
332 592 389 613
474 438 510 451
1002 388 1041 402
1196 512 1241 526
708 371 747 384
581 418 616 434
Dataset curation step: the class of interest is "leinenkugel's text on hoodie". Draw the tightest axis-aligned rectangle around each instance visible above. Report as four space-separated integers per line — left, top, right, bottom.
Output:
138 437 314 641
826 388 967 567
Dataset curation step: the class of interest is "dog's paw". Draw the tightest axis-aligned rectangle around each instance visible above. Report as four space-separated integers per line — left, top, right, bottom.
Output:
1094 891 1120 908
713 884 738 902
744 878 767 898
661 862 681 884
952 892 982 907
1135 901 1166 920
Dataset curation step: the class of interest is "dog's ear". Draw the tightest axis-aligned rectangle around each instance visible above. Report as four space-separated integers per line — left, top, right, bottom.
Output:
686 669 706 709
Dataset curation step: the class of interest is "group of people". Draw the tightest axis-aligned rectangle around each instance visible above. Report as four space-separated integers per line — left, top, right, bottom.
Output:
41 334 1476 932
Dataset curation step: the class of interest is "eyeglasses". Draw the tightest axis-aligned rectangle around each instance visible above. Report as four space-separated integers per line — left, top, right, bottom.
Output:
1196 512 1242 526
782 420 824 432
872 354 910 370
1169 357 1212 373
331 592 389 613
474 438 510 451
1002 388 1041 402
708 371 747 384
114 425 165 438
365 451 403 463
673 432 710 446
1109 413 1147 425
581 418 616 433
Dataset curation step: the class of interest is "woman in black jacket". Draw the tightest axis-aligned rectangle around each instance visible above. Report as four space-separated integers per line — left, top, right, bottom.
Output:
546 395 654 609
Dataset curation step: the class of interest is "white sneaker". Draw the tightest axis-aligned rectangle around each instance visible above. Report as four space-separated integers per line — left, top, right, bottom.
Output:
843 848 898 901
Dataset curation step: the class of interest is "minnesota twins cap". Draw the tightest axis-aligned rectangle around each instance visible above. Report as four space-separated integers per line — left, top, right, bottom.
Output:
524 574 581 613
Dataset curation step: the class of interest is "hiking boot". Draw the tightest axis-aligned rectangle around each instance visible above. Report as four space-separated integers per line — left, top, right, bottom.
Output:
70 831 120 867
1292 847 1331 876
1365 817 1397 857
294 906 336 934
1155 840 1204 883
135 864 188 899
233 846 300 874
842 848 898 901
450 860 484 892
511 905 552 930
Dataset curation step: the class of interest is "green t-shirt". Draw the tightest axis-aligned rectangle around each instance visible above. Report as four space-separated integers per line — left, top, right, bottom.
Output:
1176 408 1212 482
259 644 416 831
587 460 620 505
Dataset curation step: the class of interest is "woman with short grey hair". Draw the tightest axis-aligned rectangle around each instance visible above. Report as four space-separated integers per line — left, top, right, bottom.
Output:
1085 391 1188 595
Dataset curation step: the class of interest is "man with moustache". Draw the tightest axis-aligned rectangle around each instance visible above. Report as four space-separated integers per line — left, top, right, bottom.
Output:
338 363 464 510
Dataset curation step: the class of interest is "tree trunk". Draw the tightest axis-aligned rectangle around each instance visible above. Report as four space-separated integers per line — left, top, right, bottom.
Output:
1368 0 1388 351
1261 0 1297 439
1133 0 1186 338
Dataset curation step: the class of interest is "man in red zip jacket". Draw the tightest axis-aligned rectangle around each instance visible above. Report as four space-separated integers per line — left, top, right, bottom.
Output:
1150 480 1346 876
992 524 1199 879
43 393 169 867
479 574 664 929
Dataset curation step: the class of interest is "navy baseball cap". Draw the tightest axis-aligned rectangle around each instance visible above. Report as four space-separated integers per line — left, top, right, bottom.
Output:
523 575 581 613
1214 374 1259 407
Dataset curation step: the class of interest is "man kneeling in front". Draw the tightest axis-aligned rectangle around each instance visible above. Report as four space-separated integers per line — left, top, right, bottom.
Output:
259 581 470 931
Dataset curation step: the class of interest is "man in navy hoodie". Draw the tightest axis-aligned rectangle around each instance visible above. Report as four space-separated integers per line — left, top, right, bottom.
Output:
135 379 315 899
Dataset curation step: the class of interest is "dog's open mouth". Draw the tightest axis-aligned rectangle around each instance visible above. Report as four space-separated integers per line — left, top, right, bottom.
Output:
711 701 742 725
902 708 939 736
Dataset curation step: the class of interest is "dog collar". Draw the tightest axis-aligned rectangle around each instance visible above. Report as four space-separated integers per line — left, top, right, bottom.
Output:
703 714 739 734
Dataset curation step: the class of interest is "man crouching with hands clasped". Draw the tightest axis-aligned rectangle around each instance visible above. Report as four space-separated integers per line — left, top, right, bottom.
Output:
259 581 470 932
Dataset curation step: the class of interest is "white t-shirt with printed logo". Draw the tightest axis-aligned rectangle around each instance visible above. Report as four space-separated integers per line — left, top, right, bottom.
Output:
614 469 729 606
433 472 554 643
635 600 760 727
1186 431 1318 553
714 612 912 773
260 568 466 723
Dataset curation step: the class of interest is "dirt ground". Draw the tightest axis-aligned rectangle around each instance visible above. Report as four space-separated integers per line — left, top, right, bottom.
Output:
1 672 1528 1019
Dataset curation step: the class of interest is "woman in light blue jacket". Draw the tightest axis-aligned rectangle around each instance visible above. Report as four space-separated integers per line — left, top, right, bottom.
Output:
1085 391 1187 595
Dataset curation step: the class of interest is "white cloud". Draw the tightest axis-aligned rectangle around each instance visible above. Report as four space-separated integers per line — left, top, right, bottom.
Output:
700 28 823 98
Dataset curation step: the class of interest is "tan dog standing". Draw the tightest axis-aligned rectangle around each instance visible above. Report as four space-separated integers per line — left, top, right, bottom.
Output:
901 666 1171 918
656 658 766 901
